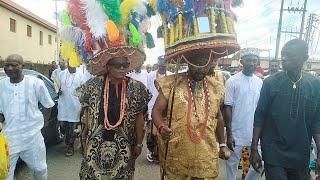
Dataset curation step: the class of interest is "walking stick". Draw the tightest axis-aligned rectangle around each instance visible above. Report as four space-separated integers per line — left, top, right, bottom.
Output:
161 57 181 180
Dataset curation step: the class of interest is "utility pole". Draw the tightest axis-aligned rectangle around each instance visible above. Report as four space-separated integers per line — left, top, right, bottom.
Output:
305 14 319 45
275 0 308 60
300 0 308 39
275 0 285 60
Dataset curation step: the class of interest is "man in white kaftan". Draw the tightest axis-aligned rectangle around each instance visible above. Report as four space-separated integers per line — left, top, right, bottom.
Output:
224 48 263 180
0 54 54 180
56 65 84 156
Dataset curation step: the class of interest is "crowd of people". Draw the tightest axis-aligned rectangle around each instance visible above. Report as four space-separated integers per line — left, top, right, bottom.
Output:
1 39 320 180
1 0 320 180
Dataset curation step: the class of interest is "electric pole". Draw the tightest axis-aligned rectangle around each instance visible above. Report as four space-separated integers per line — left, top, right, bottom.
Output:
275 0 308 60
275 0 285 60
300 0 308 39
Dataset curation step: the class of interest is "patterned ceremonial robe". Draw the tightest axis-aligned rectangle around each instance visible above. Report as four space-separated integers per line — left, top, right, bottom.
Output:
77 76 151 180
156 73 225 179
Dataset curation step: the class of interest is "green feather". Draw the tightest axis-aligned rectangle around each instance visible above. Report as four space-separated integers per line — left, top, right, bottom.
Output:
97 0 121 25
60 11 72 26
145 32 155 48
129 23 141 46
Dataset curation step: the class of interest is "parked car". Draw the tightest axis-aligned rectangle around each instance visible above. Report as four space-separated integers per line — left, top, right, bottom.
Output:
0 68 63 145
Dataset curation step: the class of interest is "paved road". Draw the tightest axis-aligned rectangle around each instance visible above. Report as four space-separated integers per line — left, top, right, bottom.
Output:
15 142 259 180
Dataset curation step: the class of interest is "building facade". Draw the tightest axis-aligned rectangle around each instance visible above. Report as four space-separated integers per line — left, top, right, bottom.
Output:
0 0 57 64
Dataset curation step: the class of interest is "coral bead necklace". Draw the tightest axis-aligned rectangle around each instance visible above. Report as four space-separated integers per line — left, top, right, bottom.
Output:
103 77 127 130
186 77 211 143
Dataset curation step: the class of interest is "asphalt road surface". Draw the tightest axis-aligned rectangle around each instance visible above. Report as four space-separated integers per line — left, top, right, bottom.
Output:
15 142 261 180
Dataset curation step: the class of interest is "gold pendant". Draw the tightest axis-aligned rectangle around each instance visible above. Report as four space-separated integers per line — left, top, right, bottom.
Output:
293 83 296 89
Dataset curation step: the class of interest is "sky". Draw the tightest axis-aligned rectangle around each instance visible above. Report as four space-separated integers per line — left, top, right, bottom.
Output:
12 0 320 64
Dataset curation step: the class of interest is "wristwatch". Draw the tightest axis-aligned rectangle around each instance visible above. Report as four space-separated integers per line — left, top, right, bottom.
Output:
136 143 143 148
219 143 227 148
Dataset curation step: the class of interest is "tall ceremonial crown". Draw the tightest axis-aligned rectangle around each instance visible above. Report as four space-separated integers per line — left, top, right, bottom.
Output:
154 0 242 61
59 0 156 75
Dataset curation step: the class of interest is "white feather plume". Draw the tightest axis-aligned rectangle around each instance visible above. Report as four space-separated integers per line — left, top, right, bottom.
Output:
133 1 147 16
81 0 108 39
59 26 85 44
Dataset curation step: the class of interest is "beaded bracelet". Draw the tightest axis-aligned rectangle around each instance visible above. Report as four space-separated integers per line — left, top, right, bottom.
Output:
158 124 165 134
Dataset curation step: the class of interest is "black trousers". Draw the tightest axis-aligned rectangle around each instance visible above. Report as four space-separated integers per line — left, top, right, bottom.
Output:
265 164 310 180
61 121 77 147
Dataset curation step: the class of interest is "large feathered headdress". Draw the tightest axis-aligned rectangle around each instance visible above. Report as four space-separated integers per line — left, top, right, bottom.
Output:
59 0 156 75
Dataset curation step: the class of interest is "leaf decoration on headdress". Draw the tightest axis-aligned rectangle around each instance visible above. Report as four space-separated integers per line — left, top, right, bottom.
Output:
60 11 72 26
129 23 141 46
68 0 92 51
145 32 155 48
120 0 139 26
81 0 108 39
157 25 164 38
106 20 120 42
146 3 156 17
98 0 121 25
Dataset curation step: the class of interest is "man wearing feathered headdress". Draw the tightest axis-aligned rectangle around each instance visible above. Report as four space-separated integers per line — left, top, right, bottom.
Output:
152 0 242 179
59 0 156 179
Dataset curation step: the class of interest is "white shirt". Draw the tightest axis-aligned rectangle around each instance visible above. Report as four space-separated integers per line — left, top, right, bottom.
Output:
224 71 263 146
127 70 149 88
147 70 173 119
51 67 66 82
51 68 66 92
77 64 94 82
57 70 84 122
0 75 55 154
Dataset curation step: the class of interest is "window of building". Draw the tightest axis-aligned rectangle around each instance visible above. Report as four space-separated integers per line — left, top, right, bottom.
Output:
48 35 52 44
10 18 16 32
27 25 32 37
40 31 43 45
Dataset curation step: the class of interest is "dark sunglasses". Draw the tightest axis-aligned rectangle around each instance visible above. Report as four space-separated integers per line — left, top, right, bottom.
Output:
108 62 130 69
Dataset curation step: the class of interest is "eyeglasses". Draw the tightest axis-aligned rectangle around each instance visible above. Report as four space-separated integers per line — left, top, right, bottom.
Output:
108 62 130 69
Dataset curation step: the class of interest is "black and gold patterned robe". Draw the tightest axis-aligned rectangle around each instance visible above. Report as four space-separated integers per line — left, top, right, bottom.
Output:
77 76 151 180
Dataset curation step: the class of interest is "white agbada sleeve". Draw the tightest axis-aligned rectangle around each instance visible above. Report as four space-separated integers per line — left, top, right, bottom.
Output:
224 78 234 106
36 79 55 108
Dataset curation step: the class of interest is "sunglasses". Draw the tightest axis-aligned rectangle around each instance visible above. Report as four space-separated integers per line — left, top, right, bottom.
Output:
108 62 130 69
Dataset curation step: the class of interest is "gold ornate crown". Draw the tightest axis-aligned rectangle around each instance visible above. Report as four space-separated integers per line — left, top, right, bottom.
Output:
155 0 242 61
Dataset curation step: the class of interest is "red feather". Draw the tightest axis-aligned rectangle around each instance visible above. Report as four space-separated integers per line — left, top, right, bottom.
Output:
68 0 92 51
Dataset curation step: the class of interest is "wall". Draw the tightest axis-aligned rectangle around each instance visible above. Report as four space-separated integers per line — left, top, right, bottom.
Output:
0 6 56 64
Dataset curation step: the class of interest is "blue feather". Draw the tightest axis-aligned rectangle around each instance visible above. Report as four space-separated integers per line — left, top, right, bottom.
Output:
157 0 167 14
77 41 92 63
